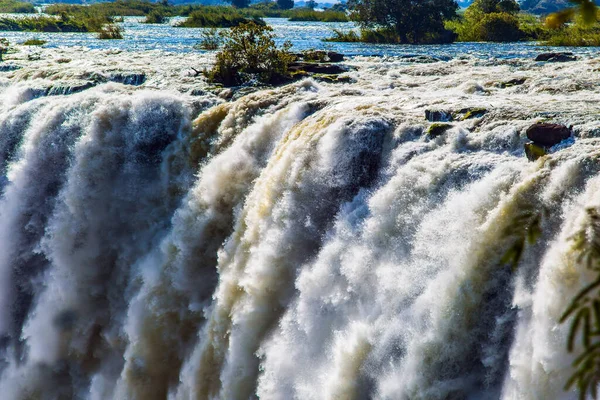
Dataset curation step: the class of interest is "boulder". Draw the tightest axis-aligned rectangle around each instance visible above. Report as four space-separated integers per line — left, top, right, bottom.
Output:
425 109 452 122
427 123 452 138
526 123 571 146
534 52 577 62
296 50 344 63
289 62 348 75
498 78 526 88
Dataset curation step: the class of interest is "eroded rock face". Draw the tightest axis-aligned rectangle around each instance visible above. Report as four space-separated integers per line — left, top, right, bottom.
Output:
534 52 577 62
526 123 571 146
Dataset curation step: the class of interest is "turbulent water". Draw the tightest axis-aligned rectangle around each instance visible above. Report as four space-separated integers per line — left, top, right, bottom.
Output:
2 43 600 400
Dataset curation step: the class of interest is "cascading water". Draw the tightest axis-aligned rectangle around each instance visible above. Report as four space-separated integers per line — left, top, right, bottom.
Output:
1 47 600 399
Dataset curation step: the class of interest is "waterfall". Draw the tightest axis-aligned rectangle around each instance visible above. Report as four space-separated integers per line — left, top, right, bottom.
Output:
1 53 600 400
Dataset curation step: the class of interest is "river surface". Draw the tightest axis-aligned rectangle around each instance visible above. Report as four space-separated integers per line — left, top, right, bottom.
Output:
0 15 600 58
1 16 600 400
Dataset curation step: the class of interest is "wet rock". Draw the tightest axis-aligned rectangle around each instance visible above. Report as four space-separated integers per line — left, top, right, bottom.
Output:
498 78 526 88
526 123 571 146
534 52 577 62
0 63 20 72
46 81 96 96
313 74 353 84
295 50 344 63
524 142 547 161
108 72 146 86
452 107 487 120
289 62 348 75
425 109 452 122
399 54 446 63
427 123 452 138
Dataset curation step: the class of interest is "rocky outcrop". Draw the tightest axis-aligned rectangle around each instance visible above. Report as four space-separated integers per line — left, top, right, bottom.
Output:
425 109 452 122
289 62 349 75
427 123 452 138
534 52 577 62
526 123 571 146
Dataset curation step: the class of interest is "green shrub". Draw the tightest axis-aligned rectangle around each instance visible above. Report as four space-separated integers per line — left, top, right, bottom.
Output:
195 27 222 50
97 24 123 39
22 38 46 46
177 7 264 28
0 15 93 32
205 21 294 86
0 0 35 13
0 38 8 62
544 25 600 46
475 12 523 41
286 9 348 22
144 10 168 24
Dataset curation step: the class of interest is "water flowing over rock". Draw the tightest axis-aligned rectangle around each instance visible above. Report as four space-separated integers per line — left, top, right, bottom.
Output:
1 47 600 400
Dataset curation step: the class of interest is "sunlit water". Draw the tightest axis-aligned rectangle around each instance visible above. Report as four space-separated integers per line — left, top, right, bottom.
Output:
1 16 600 58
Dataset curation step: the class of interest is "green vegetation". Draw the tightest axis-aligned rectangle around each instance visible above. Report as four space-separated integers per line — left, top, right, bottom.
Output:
287 9 347 22
144 10 168 24
205 21 293 86
97 24 123 39
0 0 35 13
559 208 600 400
0 38 8 62
325 27 401 43
177 7 264 28
277 0 294 10
22 38 46 46
45 1 160 18
0 15 95 32
346 0 458 44
445 0 524 42
195 27 222 50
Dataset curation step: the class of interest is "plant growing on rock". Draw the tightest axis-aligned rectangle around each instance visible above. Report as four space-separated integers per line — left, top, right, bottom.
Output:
0 38 9 62
205 21 294 86
195 28 222 50
97 24 124 39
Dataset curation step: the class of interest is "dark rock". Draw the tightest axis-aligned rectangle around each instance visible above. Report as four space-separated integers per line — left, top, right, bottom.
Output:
108 72 146 86
425 109 452 122
289 62 349 75
453 107 487 120
399 55 443 63
297 50 344 63
0 63 20 72
524 143 547 161
427 123 452 138
526 123 571 146
46 81 96 96
314 74 353 84
534 52 577 62
498 78 526 88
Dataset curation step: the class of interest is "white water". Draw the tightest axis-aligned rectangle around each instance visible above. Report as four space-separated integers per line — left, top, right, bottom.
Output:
2 46 600 399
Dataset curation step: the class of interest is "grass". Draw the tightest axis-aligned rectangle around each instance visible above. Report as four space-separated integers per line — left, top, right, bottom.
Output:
177 7 264 28
325 27 401 43
0 0 34 13
543 25 600 46
286 9 348 22
0 15 94 32
143 10 168 24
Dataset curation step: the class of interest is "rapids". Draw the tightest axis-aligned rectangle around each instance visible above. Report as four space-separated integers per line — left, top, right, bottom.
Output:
1 45 600 399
